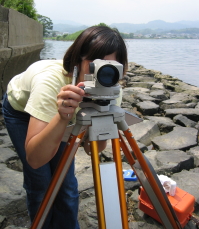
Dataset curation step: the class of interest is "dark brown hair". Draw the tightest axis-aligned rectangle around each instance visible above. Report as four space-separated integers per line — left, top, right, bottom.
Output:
63 26 128 74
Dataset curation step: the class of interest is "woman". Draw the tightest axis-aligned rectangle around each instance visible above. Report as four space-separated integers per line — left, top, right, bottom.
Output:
2 26 128 228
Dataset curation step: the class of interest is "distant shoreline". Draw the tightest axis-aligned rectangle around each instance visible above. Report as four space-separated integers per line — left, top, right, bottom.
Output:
43 38 199 41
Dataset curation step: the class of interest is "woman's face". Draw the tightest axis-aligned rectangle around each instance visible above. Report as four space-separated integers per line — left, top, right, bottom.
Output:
76 52 117 85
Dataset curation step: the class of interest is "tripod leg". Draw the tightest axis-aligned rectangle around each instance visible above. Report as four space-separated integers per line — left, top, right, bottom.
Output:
119 128 182 229
90 141 106 229
112 138 129 229
118 132 136 166
31 129 85 229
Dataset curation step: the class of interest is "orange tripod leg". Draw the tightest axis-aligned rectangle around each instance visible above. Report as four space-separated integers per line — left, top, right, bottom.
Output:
122 129 181 229
112 138 129 229
31 133 83 229
118 131 136 166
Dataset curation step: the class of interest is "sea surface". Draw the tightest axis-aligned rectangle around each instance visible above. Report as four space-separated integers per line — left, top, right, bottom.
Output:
40 39 199 87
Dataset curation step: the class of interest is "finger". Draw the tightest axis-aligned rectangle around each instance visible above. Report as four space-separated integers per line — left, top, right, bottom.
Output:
61 85 85 96
77 82 85 87
59 105 75 114
61 98 79 108
58 91 83 103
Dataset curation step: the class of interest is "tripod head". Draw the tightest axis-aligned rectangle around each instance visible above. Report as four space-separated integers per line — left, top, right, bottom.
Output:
79 97 118 112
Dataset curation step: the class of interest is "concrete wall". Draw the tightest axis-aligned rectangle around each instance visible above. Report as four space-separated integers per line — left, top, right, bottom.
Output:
0 5 44 98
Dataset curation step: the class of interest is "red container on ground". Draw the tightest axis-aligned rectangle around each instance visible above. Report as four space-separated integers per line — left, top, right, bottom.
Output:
138 186 195 228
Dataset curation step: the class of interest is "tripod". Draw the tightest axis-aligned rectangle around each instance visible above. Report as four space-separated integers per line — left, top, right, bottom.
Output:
31 99 182 229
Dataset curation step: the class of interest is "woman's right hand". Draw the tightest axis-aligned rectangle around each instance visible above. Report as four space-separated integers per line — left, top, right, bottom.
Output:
57 82 85 120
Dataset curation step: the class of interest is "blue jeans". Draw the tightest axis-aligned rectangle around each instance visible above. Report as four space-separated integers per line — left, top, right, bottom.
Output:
2 94 80 229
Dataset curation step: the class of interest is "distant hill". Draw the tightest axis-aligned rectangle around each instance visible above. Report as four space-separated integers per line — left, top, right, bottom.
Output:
53 20 199 34
168 28 199 34
110 20 199 33
177 20 199 28
52 19 83 26
53 24 88 33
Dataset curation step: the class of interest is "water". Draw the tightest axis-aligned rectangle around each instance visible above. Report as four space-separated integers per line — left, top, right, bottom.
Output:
40 39 199 87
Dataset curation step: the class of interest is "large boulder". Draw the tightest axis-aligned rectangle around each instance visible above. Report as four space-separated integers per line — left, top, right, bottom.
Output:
152 127 198 151
129 120 160 146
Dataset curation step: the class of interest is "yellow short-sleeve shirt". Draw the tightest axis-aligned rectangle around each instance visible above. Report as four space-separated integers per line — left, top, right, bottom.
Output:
7 59 122 123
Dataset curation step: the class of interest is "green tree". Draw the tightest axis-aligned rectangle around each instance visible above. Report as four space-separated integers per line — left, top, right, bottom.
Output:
129 33 134 38
0 0 17 8
120 32 134 39
37 14 53 37
16 0 37 20
52 32 57 37
56 35 62 41
63 30 83 41
0 0 37 20
95 22 110 27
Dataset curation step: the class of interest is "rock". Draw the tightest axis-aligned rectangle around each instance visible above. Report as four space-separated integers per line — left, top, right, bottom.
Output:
196 102 199 108
122 93 137 105
122 141 148 163
0 129 13 148
78 195 98 229
155 150 194 174
152 127 198 151
151 82 165 90
127 81 154 89
149 90 169 101
0 215 7 228
129 120 160 146
0 147 18 163
128 62 142 72
169 92 198 103
154 73 174 81
144 116 177 133
4 226 27 229
129 221 163 229
132 69 160 77
187 146 199 167
159 92 199 110
171 168 199 204
165 108 199 122
134 92 157 102
129 76 157 83
186 102 197 108
0 163 26 216
75 147 91 175
136 101 159 116
173 114 198 128
160 102 191 110
123 86 150 94
174 82 199 94
144 150 194 175
126 72 136 77
76 166 94 193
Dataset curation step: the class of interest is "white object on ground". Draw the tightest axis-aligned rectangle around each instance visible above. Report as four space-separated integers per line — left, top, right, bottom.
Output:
157 174 177 196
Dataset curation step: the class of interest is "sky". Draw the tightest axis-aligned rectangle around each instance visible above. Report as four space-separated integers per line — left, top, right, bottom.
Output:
34 0 199 26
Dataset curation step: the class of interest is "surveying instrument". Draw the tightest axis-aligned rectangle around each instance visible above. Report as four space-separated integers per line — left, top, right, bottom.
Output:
31 60 182 229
